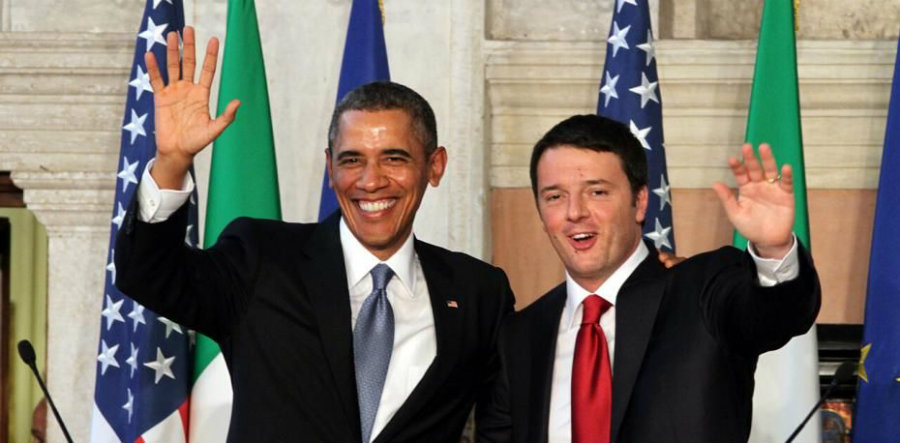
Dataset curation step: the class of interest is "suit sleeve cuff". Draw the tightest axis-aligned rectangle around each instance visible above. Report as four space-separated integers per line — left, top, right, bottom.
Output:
748 234 800 287
136 158 195 223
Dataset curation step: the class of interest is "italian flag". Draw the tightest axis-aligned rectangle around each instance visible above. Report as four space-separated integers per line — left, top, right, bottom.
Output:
192 0 281 441
734 1 820 442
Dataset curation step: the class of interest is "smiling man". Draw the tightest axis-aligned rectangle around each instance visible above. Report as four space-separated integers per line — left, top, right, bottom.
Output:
114 28 513 443
491 114 821 443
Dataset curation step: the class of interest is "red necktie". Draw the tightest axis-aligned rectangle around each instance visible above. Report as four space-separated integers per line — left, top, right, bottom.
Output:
572 294 613 443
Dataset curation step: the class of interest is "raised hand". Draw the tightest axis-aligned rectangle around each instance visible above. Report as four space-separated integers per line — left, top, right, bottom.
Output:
712 143 795 259
146 26 240 189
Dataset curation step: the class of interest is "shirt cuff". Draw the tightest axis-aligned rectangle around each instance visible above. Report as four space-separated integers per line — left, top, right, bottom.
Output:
136 158 195 223
747 234 800 287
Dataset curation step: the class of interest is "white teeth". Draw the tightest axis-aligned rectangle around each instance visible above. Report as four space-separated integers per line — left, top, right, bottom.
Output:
359 199 396 212
572 233 594 240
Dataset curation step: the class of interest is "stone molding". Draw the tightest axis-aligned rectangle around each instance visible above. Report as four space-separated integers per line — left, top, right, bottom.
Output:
12 171 113 233
0 32 131 176
487 39 897 189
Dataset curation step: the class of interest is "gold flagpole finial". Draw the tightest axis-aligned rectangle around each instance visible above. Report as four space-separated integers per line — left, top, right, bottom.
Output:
793 0 800 33
378 0 386 26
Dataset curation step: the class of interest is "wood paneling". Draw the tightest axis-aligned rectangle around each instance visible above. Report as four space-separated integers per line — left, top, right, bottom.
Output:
491 187 875 324
490 189 564 310
808 190 876 324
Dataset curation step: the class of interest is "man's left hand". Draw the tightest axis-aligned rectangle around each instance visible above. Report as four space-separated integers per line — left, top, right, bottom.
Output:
712 143 795 259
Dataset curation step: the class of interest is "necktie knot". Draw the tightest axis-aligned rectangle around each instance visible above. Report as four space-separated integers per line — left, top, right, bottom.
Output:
371 263 394 292
581 294 612 325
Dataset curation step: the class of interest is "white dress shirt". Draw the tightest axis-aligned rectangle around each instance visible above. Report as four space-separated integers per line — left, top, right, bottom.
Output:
135 163 437 442
547 238 801 443
339 219 437 442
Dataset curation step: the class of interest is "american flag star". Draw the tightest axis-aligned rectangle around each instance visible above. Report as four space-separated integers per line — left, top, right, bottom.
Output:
597 0 675 252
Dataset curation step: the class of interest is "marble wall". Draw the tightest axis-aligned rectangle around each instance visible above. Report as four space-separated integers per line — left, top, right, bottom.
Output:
486 38 895 190
706 0 900 40
489 0 900 40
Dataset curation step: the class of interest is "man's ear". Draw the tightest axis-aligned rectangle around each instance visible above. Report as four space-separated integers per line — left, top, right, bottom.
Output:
534 198 549 234
428 146 448 187
635 186 649 224
325 148 335 189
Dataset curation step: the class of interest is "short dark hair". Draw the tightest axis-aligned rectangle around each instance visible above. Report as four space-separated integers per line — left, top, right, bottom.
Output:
529 114 648 200
327 81 438 155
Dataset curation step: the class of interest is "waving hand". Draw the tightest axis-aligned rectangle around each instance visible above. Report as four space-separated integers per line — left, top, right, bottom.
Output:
712 143 796 259
146 26 240 189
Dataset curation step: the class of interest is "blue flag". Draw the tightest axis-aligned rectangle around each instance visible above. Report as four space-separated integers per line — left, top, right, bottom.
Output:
90 1 197 441
854 36 900 443
597 0 674 252
318 0 390 221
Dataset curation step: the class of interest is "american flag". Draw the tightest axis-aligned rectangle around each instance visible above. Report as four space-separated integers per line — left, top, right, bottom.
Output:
597 0 675 252
90 0 197 442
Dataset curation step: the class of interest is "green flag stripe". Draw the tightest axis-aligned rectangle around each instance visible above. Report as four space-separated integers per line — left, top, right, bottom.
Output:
193 335 222 379
194 0 282 381
733 0 810 250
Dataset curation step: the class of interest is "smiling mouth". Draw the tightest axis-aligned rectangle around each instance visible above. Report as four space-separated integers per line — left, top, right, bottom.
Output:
357 199 397 213
571 232 596 242
568 232 597 250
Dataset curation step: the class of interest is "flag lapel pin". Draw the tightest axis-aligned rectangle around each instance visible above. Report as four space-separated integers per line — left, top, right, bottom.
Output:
446 300 459 309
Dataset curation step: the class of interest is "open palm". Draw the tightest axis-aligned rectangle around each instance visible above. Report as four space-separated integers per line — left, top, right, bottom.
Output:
146 27 239 181
712 143 796 258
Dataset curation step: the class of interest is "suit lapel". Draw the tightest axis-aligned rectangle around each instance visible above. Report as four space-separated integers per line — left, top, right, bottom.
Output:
528 284 566 443
610 243 666 441
374 239 465 441
297 213 360 435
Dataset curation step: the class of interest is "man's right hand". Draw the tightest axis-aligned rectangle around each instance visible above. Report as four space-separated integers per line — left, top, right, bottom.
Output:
146 26 240 189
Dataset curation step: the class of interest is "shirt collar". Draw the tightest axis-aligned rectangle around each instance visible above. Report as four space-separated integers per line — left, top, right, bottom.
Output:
562 241 649 329
339 217 417 294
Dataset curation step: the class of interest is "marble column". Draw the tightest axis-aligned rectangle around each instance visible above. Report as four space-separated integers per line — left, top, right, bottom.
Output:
0 31 132 442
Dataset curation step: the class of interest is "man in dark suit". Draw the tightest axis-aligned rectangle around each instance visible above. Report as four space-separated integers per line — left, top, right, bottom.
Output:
489 115 820 443
115 27 513 442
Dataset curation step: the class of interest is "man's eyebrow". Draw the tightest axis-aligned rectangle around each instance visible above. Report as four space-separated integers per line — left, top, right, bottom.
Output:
538 184 561 194
382 148 413 158
336 150 362 160
539 178 614 194
336 148 414 160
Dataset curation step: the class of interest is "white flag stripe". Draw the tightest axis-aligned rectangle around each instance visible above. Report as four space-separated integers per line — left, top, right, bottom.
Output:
190 353 233 443
141 406 188 443
90 404 122 443
749 328 820 443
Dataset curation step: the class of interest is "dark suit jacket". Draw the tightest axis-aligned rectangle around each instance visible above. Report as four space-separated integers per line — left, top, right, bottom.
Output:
491 241 820 443
115 200 514 443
